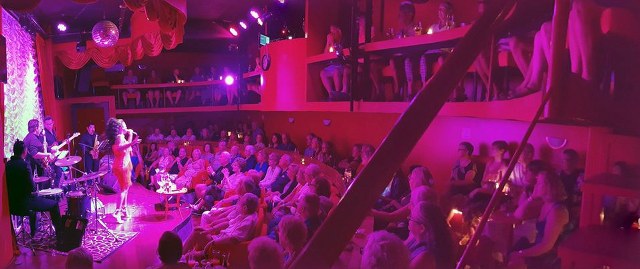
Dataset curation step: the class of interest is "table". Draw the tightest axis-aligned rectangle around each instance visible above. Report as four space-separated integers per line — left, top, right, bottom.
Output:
558 226 640 269
361 25 470 55
156 188 188 220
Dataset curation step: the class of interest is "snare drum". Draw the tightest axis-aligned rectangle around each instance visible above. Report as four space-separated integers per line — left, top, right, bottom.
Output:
67 191 91 219
37 188 63 201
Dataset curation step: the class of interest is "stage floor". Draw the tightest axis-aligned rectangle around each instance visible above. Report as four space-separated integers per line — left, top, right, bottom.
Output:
8 183 192 269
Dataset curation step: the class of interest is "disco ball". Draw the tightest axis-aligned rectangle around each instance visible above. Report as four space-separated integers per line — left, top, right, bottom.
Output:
92 20 119 48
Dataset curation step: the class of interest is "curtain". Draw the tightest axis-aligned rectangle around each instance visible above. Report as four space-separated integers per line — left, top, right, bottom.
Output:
2 9 44 156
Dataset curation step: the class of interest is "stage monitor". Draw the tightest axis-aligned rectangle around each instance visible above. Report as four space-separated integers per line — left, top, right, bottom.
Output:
260 34 270 46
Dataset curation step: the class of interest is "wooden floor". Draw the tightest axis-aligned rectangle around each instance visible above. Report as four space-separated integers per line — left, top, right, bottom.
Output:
7 184 192 269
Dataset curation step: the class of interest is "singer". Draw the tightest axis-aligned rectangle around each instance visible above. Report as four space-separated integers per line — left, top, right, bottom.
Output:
106 118 140 223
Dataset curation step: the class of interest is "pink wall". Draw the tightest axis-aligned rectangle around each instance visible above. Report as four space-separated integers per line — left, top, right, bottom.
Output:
1 11 15 267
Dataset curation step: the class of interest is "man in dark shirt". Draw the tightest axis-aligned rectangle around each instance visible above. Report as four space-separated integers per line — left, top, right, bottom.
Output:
6 140 62 238
42 116 63 187
297 193 323 240
270 154 292 193
79 122 99 172
23 119 53 178
559 149 584 231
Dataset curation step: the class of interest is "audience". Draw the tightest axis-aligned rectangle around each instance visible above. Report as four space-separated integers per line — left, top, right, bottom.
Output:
166 68 184 106
147 128 165 143
405 202 454 269
65 247 93 269
278 215 308 267
182 128 196 141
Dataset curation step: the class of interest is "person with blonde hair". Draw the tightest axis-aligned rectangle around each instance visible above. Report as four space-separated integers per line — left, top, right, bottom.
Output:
361 231 410 269
248 236 284 269
278 215 308 267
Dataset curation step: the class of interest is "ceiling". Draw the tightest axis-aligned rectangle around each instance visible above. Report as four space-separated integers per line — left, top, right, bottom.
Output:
22 0 286 51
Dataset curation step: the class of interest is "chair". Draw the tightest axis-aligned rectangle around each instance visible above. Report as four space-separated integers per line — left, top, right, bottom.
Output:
10 209 36 255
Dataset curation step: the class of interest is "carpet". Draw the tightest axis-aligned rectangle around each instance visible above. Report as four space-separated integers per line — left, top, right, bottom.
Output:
26 228 138 262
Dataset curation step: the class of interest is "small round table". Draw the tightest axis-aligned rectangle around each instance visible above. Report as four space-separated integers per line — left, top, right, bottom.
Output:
156 188 188 220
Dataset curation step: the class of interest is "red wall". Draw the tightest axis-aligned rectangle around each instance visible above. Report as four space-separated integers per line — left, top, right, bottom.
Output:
1 11 15 267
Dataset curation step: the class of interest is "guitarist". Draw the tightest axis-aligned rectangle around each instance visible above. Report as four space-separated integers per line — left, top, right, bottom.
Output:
23 119 54 178
42 116 63 187
80 122 99 172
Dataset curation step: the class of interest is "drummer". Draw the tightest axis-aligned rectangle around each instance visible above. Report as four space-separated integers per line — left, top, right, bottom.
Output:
6 139 62 240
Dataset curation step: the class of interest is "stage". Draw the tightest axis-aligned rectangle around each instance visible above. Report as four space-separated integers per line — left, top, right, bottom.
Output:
8 183 193 269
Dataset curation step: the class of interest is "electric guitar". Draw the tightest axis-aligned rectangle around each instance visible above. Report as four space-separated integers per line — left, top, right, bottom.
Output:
41 132 80 166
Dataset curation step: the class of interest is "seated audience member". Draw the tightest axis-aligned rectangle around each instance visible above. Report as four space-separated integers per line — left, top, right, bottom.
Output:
210 140 228 170
511 143 535 188
166 68 184 106
310 137 322 159
279 133 297 152
202 143 214 165
200 128 211 141
181 128 196 141
361 231 410 269
320 25 350 101
338 144 363 173
376 169 411 212
269 133 282 149
393 1 421 101
144 142 160 167
165 129 181 143
449 142 480 197
188 66 206 104
358 144 376 173
296 193 323 238
558 148 584 231
482 140 510 188
210 151 233 185
122 69 141 107
266 163 300 204
316 141 336 167
175 148 207 189
146 70 162 108
147 128 165 143
260 152 283 189
169 147 189 175
254 150 269 178
184 193 259 256
278 215 308 267
254 133 266 150
603 161 640 229
248 237 284 269
270 154 293 193
150 231 190 269
283 164 321 205
508 169 569 269
244 145 258 172
420 1 458 85
229 145 243 164
220 158 246 193
303 133 317 158
405 202 454 269
167 140 179 156
65 247 93 269
243 135 253 145
149 147 175 189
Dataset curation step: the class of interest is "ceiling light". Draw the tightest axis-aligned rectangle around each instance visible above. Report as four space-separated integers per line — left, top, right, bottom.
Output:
57 23 67 32
257 18 264 26
229 27 238 36
239 21 247 29
278 0 285 3
250 10 260 19
224 75 235 86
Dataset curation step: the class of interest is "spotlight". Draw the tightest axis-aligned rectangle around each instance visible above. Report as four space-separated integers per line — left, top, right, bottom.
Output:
278 0 285 3
239 21 247 29
250 10 260 19
224 75 235 86
257 18 264 26
229 27 238 36
57 23 67 32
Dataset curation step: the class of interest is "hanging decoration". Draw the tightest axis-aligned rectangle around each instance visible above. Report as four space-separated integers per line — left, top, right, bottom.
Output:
91 20 120 48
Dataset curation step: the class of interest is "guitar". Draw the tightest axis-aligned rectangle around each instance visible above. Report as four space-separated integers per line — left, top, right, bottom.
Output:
42 132 80 166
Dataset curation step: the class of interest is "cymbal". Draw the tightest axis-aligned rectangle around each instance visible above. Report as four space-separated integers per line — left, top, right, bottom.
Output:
33 176 50 183
79 171 106 180
55 156 82 167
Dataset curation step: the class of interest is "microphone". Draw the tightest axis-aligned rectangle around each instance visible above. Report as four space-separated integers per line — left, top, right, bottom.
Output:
129 129 138 137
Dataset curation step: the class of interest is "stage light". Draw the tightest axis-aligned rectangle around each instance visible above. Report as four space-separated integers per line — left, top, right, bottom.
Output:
57 23 67 32
260 74 264 86
224 75 235 85
239 21 247 29
278 0 285 3
250 10 260 19
257 18 264 26
229 27 238 36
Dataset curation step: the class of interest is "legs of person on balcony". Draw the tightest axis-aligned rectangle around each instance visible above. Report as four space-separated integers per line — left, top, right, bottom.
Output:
320 64 349 101
568 0 603 83
404 56 421 101
474 45 501 101
165 90 182 106
391 56 407 101
146 90 161 108
123 89 141 108
511 22 552 99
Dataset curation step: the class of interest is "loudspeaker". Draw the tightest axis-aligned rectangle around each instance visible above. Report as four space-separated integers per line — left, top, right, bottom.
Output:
100 171 120 194
56 215 88 252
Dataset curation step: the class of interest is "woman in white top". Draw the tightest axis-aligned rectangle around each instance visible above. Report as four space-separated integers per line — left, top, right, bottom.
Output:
260 152 282 190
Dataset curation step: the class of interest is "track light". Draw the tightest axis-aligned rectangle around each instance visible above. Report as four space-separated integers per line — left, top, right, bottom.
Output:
250 10 260 19
239 21 247 30
229 27 238 36
257 18 264 26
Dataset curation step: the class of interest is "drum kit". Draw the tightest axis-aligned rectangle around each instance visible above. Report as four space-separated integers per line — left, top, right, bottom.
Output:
34 154 118 241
